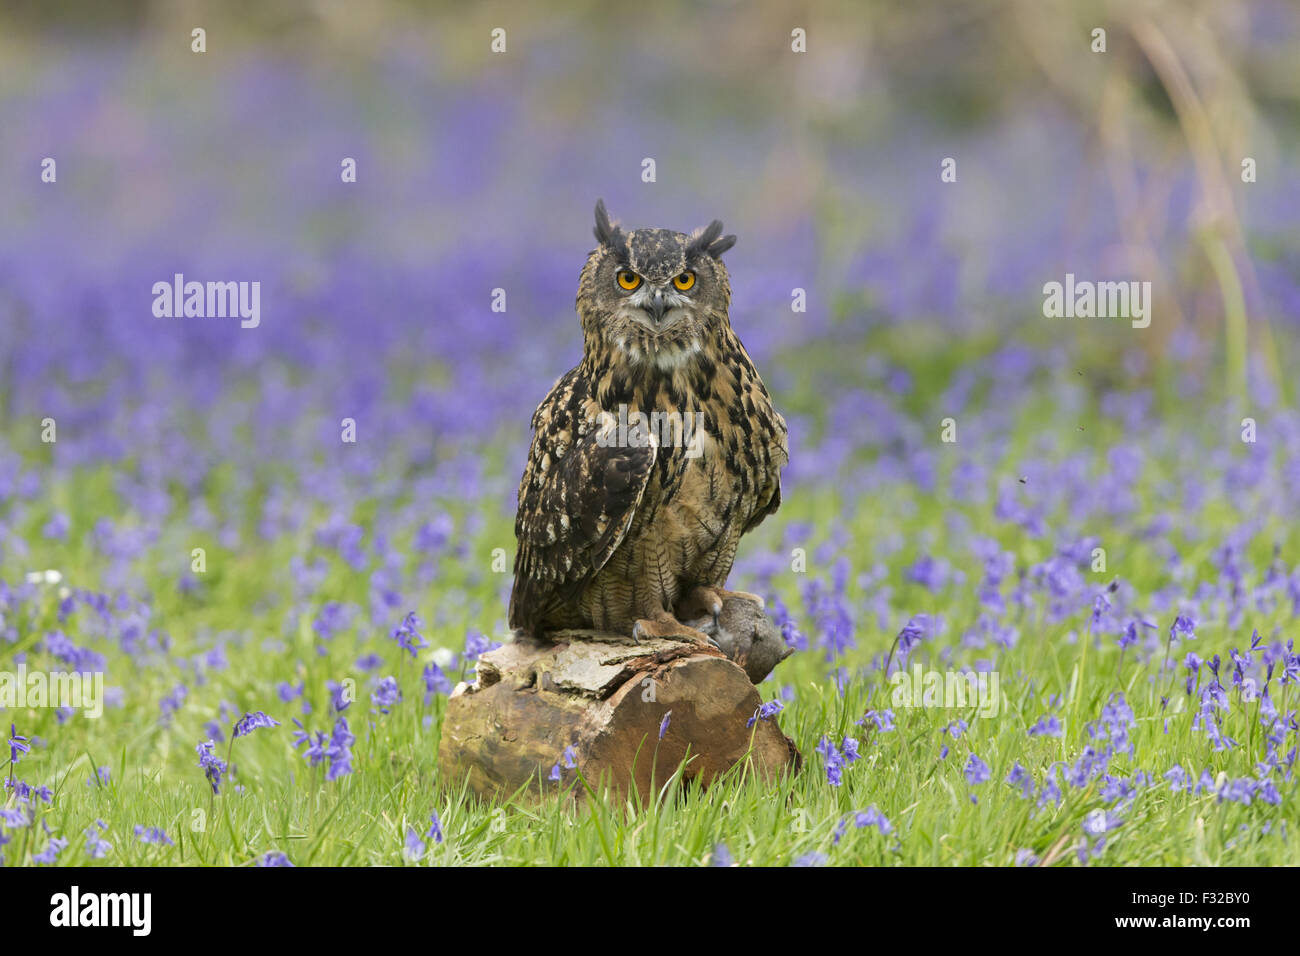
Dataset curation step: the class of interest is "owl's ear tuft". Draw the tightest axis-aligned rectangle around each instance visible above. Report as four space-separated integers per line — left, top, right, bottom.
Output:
688 219 737 260
593 199 624 251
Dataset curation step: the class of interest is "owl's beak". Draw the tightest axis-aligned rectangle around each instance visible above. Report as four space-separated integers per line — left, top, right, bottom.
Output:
646 290 667 324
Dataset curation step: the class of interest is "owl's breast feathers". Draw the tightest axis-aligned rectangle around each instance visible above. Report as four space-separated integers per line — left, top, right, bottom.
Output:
509 330 787 635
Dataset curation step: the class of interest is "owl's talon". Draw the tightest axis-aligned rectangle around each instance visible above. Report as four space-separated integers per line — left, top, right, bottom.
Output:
632 616 714 648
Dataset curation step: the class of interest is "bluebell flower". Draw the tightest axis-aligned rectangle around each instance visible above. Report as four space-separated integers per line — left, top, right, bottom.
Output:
34 836 69 865
964 753 991 785
0 807 31 827
816 736 844 786
862 709 896 732
232 711 280 738
747 700 783 728
87 766 110 787
404 826 426 860
853 806 893 835
392 611 427 658
196 740 227 794
423 663 452 701
325 718 354 780
1005 762 1034 799
1028 714 1062 737
371 676 402 712
792 851 827 867
134 825 173 846
84 819 112 858
8 724 30 765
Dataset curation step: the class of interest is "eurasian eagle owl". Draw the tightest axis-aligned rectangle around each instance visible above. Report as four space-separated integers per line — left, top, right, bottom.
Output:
509 201 788 646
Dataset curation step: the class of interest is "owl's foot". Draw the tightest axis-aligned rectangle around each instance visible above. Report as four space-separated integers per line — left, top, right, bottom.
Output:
632 613 719 649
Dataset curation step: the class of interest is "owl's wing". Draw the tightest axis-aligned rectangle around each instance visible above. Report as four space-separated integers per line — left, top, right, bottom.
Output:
508 373 655 634
743 405 789 535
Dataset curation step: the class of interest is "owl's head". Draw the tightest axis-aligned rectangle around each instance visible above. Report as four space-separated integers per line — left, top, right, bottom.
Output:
576 199 736 370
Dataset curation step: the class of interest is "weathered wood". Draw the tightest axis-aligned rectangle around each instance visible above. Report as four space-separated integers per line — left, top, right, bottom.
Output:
438 597 799 800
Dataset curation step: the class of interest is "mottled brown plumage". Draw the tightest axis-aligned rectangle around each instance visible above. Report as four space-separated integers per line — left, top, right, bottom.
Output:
509 201 788 645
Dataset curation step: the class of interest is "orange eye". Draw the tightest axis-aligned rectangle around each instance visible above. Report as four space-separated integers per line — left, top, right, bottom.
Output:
617 270 642 291
672 272 696 291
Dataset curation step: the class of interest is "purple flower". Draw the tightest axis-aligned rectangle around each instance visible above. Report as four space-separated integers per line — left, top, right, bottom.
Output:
232 711 280 738
34 836 69 865
196 740 227 794
463 629 499 662
0 806 31 827
325 718 355 781
816 735 848 786
1028 714 1062 737
8 725 30 765
1037 768 1063 808
711 844 734 867
326 680 353 713
1083 809 1123 836
84 819 112 859
852 806 893 835
422 663 452 701
659 711 672 739
256 851 294 867
134 825 174 846
1005 762 1034 799
747 700 783 728
371 676 402 711
426 810 444 844
159 684 188 726
392 611 427 658
404 826 426 860
893 615 929 666
862 709 896 732
964 753 991 785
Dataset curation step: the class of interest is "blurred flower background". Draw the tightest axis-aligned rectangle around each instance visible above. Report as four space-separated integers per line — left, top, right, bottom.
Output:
0 0 1298 865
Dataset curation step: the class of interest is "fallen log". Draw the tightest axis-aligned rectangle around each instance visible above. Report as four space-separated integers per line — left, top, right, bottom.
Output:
438 596 799 801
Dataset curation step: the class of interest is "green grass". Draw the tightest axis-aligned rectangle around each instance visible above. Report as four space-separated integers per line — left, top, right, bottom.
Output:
2 346 1296 867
